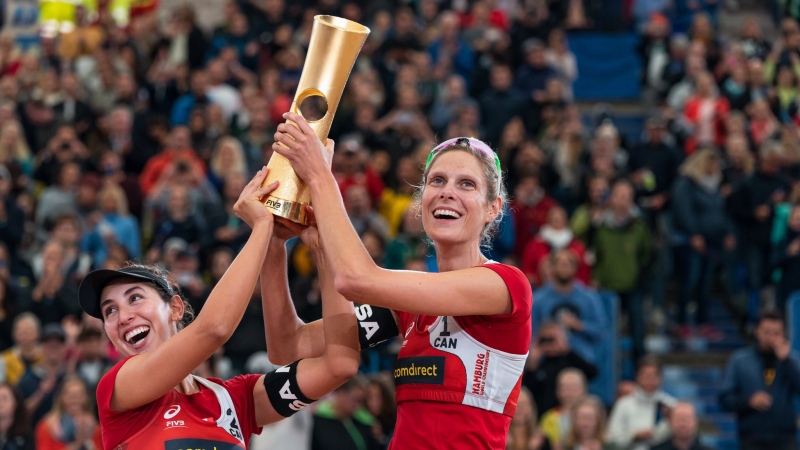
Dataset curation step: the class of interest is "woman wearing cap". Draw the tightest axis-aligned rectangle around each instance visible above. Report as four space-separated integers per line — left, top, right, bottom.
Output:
79 169 360 449
266 113 532 449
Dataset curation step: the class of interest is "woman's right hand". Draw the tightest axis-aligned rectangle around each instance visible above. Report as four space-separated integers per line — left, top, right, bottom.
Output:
233 167 279 230
277 206 321 252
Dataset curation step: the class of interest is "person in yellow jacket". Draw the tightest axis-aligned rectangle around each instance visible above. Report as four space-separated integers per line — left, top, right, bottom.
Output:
540 368 587 446
0 313 43 386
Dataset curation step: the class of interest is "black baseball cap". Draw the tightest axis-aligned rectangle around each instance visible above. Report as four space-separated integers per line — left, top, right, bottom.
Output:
40 323 66 343
79 266 175 319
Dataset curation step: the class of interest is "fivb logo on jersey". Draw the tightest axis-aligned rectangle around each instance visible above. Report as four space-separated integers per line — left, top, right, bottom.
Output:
164 405 185 429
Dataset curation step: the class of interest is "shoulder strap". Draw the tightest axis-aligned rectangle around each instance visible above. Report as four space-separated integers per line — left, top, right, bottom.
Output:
193 376 245 446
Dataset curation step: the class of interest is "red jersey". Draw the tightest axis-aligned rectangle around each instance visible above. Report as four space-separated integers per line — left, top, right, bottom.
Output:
97 357 262 449
389 263 532 450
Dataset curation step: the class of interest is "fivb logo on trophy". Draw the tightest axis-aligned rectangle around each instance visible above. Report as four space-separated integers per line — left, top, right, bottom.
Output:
260 16 370 224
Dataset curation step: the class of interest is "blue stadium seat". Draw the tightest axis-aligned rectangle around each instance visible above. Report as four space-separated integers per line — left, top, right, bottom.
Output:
567 33 642 101
591 290 619 406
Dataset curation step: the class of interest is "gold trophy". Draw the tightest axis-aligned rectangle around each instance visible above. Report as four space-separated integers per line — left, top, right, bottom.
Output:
260 16 370 224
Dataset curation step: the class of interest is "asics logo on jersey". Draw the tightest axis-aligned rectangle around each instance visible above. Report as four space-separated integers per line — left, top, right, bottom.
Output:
164 405 181 419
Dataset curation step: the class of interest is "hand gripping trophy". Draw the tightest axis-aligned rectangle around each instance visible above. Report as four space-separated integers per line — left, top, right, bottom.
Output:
260 16 370 224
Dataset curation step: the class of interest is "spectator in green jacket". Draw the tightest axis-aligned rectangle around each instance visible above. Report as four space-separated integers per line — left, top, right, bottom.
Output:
591 179 652 362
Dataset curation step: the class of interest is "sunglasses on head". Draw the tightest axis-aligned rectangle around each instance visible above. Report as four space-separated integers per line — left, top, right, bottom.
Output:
425 137 502 174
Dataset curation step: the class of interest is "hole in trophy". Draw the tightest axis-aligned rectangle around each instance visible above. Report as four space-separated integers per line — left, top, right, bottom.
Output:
298 94 328 122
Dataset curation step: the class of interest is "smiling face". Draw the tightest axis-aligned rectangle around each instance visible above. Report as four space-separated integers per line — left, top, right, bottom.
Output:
100 280 183 357
421 151 500 248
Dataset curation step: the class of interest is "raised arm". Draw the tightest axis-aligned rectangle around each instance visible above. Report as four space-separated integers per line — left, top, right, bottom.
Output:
253 224 361 426
272 113 512 317
260 230 325 366
112 169 278 411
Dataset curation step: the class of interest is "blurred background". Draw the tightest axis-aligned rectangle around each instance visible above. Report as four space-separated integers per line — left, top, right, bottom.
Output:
0 0 798 449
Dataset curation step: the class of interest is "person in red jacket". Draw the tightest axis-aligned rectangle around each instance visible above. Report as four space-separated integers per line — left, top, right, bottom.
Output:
682 71 730 155
522 206 591 287
266 113 532 450
511 173 560 257
138 126 206 196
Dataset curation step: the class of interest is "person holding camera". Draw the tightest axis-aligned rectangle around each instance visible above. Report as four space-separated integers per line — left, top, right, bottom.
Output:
719 310 800 450
523 322 598 418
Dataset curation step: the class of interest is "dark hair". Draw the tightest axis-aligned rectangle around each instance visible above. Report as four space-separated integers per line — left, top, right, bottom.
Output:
0 383 29 438
118 262 195 330
337 374 367 393
368 374 397 437
758 309 786 328
636 354 662 374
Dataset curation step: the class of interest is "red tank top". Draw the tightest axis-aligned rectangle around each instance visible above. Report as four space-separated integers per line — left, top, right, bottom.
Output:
97 358 262 450
389 263 532 450
111 376 246 449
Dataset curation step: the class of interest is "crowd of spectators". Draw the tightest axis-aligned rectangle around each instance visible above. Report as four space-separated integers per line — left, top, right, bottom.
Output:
0 0 796 448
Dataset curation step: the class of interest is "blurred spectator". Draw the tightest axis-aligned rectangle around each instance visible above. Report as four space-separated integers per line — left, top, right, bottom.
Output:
34 162 81 241
428 11 475 83
53 72 93 141
671 149 736 337
37 214 91 285
18 323 68 425
728 141 790 293
478 63 525 146
29 241 80 326
98 150 143 218
34 377 101 449
507 387 551 450
523 207 591 287
540 368 587 447
524 322 598 417
628 116 680 215
377 156 420 237
638 14 672 109
0 382 32 449
721 132 755 188
384 207 429 271
208 137 248 193
310 376 381 450
345 185 390 242
366 374 396 448
563 395 612 450
591 179 651 361
651 402 713 450
170 70 210 126
334 138 385 210
719 310 800 450
146 185 209 260
511 174 560 257
0 279 18 352
545 29 578 100
681 72 730 155
571 175 611 245
531 249 606 364
73 327 113 395
139 125 206 197
80 183 141 269
206 173 250 252
774 205 800 309
607 356 677 450
0 314 41 386
739 17 771 60
0 166 24 262
0 121 33 176
514 39 557 105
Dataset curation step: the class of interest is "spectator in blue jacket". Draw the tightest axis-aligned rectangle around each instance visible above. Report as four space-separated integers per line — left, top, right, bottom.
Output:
532 249 609 364
670 149 736 338
515 38 558 104
719 310 800 450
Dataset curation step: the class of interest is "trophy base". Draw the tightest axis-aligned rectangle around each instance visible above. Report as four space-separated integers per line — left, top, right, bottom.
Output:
261 194 309 225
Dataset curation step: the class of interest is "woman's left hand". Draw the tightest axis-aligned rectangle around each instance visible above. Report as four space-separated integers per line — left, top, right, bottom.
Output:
272 112 334 182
